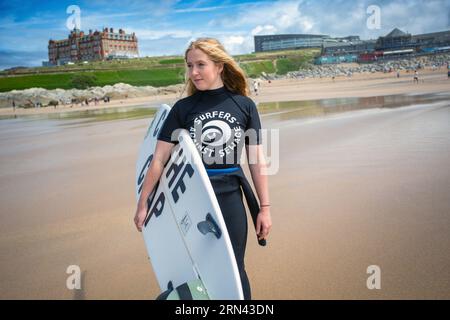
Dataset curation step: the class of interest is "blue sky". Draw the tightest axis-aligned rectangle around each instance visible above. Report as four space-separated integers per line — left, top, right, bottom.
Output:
1 0 449 70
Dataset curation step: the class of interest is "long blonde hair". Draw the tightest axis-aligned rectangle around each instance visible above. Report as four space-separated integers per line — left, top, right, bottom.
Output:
183 38 250 97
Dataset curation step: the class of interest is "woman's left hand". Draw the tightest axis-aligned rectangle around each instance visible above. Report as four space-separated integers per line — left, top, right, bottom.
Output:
256 207 272 241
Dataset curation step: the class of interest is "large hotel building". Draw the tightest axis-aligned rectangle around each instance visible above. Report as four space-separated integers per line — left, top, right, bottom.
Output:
48 27 139 65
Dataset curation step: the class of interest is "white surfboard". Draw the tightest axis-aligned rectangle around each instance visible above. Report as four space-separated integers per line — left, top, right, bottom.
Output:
136 104 244 300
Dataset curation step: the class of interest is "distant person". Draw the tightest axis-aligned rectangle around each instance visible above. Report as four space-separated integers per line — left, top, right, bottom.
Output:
12 100 16 112
447 62 450 78
413 70 419 84
253 80 259 96
397 71 400 78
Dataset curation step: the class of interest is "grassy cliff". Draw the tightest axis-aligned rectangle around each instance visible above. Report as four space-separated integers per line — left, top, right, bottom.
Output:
0 49 319 92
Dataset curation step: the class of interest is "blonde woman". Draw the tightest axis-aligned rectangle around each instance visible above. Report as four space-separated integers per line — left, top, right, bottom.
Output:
134 38 272 300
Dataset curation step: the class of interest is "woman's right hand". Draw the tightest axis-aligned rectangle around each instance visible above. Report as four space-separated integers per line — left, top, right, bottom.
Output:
133 140 175 233
134 206 147 232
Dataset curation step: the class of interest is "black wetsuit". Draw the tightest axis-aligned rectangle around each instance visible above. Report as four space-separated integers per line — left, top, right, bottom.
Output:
158 86 262 300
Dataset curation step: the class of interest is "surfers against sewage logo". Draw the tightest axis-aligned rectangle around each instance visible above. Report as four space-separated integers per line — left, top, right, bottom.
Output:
189 111 243 164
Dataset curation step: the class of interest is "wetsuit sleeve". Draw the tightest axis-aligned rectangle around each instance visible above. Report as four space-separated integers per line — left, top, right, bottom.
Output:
245 99 262 145
157 104 182 144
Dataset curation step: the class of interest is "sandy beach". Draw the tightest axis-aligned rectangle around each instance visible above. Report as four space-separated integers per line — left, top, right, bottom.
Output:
0 71 449 299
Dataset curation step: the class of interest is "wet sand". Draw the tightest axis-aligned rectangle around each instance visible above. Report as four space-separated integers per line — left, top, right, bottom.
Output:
0 92 449 299
254 99 450 299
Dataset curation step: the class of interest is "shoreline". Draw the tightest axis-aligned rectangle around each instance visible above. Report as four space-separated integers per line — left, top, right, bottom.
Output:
0 67 448 117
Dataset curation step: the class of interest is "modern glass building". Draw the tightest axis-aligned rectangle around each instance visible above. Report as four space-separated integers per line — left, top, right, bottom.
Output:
376 28 450 51
322 40 376 56
254 34 330 52
255 28 450 65
411 30 450 48
375 28 413 50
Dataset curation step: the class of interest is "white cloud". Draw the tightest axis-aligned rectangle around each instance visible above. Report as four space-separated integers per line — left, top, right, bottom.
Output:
251 25 278 36
210 0 302 30
175 5 230 13
221 35 248 54
206 1 307 53
126 28 193 40
207 0 450 54
87 0 182 17
2 0 450 69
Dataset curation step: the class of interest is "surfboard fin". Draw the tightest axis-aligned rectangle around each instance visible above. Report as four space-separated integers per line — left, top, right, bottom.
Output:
197 213 222 239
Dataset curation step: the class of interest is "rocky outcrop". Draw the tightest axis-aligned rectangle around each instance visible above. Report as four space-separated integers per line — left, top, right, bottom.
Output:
259 53 450 80
0 83 184 108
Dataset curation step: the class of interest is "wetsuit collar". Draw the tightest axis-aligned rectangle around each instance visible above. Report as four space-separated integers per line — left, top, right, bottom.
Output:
199 86 227 95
